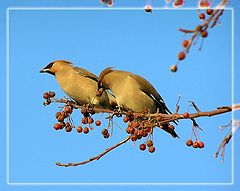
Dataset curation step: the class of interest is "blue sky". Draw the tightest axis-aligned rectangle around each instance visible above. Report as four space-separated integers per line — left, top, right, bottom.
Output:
0 1 240 191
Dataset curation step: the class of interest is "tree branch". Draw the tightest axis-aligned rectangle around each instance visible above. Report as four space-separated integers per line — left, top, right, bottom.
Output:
56 136 130 167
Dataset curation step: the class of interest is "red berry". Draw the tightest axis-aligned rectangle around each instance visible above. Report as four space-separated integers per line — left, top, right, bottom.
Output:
101 129 108 135
83 127 89 134
139 144 146 151
55 112 61 118
107 0 113 6
168 125 175 131
77 126 83 133
95 120 101 126
145 5 152 13
81 107 87 115
206 8 213 15
64 106 72 114
49 91 55 97
59 122 65 129
81 117 88 124
65 126 72 132
57 115 65 122
88 117 94 124
146 140 153 147
103 133 110 138
178 51 186 61
192 141 199 148
198 141 205 148
54 123 61 130
199 13 206 20
148 146 155 153
182 40 189 48
43 92 50 99
183 112 190 118
201 30 208 38
170 65 177 72
186 139 193 146
123 117 129 123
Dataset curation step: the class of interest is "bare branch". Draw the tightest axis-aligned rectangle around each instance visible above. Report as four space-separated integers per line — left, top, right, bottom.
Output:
56 136 130 167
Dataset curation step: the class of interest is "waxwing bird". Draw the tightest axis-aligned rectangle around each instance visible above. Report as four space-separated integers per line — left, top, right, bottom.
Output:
97 67 179 138
40 60 117 109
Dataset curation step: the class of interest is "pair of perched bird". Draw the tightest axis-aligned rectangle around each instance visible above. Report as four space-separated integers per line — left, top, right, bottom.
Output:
40 60 179 138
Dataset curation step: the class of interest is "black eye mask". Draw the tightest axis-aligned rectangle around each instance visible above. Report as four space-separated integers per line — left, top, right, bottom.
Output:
44 62 54 69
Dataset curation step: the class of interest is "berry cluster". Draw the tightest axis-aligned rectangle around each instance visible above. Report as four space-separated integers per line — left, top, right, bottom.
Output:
186 139 205 149
43 91 55 105
170 8 214 72
54 106 74 132
123 112 174 153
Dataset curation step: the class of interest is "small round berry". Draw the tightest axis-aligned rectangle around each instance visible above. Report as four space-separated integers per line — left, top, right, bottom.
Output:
95 120 101 126
206 8 213 15
139 144 146 151
64 106 72 114
186 139 193 146
55 112 61 118
142 131 148 137
103 133 110 138
168 125 175 131
101 129 108 135
81 107 87 115
77 126 83 133
88 117 94 124
199 13 206 20
83 127 89 134
43 92 50 99
198 141 205 148
146 140 153 147
195 25 202 31
123 117 129 123
183 112 190 118
57 115 65 122
201 30 208 38
90 109 95 115
81 117 88 124
65 126 72 132
49 91 55 97
192 141 199 148
44 99 51 105
148 146 155 153
145 5 152 13
178 51 186 61
170 65 178 72
54 123 61 130
65 122 70 127
59 122 65 129
131 134 137 141
126 127 131 134
182 40 189 48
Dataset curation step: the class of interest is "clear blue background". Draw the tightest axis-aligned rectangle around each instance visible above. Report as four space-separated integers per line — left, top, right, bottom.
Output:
0 0 239 191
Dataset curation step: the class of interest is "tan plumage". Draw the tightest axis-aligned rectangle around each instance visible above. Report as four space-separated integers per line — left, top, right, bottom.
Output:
40 60 117 109
97 67 179 138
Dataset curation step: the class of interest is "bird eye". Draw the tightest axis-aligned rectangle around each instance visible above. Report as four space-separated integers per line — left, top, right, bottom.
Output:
44 62 54 69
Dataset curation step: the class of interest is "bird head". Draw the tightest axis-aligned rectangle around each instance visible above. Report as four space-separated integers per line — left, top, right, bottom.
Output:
40 60 72 75
96 67 114 97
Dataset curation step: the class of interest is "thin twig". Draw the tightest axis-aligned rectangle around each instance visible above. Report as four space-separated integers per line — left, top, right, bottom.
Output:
56 136 131 167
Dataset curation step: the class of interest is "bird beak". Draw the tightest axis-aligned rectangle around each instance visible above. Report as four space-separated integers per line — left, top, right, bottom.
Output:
40 69 47 73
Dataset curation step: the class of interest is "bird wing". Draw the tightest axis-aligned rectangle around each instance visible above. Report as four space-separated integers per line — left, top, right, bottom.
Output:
129 74 172 114
73 67 99 82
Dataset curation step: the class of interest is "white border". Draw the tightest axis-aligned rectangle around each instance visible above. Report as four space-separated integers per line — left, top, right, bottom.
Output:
6 7 234 186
